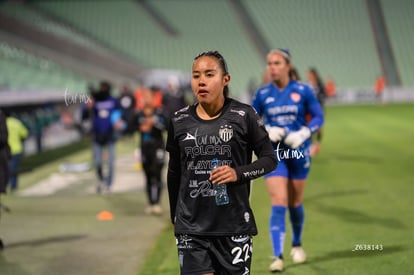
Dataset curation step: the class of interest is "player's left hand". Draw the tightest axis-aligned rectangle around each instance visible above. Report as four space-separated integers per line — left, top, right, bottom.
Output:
210 166 237 184
284 126 311 149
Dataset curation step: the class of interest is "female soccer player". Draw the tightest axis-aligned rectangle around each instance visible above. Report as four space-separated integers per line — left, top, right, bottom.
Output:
252 49 324 272
166 51 277 275
307 67 326 156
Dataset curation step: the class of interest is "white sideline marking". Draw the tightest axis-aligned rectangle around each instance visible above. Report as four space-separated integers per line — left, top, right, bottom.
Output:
19 153 148 196
19 173 86 196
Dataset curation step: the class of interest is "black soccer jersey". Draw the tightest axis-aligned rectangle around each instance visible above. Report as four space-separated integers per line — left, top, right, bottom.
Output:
166 98 277 236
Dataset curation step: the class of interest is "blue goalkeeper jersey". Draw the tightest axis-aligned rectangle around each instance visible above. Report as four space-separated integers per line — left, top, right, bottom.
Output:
252 80 324 146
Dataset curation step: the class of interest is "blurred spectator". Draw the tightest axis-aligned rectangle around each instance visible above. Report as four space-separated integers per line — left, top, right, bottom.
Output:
0 109 9 250
91 81 125 194
307 67 326 156
5 110 28 191
325 77 336 97
307 67 326 106
134 85 163 111
162 75 187 118
79 85 96 135
117 84 136 136
133 84 145 111
289 67 301 81
33 109 45 153
0 109 9 195
374 75 386 104
134 88 168 215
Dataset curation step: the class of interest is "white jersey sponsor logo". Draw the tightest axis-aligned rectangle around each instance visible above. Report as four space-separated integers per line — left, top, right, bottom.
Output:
230 109 246 116
243 168 265 178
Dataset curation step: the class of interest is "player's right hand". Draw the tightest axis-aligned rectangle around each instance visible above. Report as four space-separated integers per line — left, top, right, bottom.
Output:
284 126 311 149
265 126 286 142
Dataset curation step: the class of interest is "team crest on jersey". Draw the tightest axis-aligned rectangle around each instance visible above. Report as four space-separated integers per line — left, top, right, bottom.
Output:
291 92 301 103
219 125 233 142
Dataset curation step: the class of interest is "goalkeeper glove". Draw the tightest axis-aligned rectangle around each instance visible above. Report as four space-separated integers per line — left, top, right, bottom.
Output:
265 126 286 142
284 126 311 149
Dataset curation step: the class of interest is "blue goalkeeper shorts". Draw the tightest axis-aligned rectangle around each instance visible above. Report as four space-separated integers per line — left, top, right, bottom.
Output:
265 145 311 180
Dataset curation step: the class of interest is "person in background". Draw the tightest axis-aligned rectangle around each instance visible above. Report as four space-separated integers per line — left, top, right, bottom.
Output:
0 110 9 195
0 109 10 250
117 84 136 136
5 110 28 192
253 49 324 272
325 77 336 98
91 81 125 194
134 85 163 111
33 109 45 153
162 75 187 119
289 67 301 81
307 67 326 156
374 75 386 104
135 88 168 215
167 51 277 274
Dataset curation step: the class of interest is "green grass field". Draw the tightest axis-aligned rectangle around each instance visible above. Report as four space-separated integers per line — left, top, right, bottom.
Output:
0 104 413 275
138 103 414 275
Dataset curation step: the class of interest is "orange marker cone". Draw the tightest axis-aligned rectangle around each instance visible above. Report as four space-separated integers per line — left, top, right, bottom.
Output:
97 210 114 221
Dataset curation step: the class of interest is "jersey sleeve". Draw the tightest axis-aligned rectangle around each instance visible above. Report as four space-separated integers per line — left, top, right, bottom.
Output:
166 119 181 224
234 107 277 181
304 86 324 133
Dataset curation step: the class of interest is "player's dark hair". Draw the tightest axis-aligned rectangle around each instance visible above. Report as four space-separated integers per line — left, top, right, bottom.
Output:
93 80 112 101
289 67 300 80
308 67 324 87
194 51 230 98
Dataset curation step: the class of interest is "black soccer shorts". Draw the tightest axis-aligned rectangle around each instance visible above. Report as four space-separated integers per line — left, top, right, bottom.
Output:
176 234 253 275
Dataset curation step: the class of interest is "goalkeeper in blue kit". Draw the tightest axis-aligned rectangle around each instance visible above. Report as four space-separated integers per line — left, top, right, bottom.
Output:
252 49 324 272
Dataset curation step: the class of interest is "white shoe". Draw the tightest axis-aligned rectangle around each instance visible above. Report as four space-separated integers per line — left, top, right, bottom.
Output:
290 246 306 264
269 256 283 272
